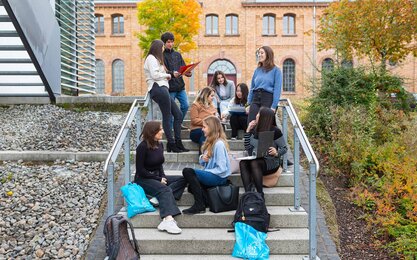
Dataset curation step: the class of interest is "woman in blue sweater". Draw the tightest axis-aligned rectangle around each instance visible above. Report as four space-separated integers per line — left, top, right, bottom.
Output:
247 46 282 122
182 116 231 214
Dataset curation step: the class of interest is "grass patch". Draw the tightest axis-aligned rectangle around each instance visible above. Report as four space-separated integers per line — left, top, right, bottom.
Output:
316 178 341 252
57 103 132 113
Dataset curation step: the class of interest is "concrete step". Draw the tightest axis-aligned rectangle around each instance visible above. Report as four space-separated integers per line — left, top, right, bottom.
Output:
163 129 245 140
163 170 294 187
139 255 307 260
123 206 307 228
161 139 244 151
132 228 309 255
176 186 294 207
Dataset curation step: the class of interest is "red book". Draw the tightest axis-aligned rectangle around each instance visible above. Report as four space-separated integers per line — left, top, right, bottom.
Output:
178 61 200 75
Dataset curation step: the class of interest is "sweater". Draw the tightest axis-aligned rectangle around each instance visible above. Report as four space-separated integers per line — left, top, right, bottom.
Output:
134 141 166 182
199 140 231 178
248 66 282 109
163 48 187 92
143 54 170 91
189 102 217 130
214 81 235 101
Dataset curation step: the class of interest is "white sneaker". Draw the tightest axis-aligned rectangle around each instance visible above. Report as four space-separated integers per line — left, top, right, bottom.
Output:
231 137 237 140
157 219 182 234
149 197 159 207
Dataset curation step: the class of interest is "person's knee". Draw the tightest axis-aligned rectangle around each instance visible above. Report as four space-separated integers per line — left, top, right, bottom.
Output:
182 167 195 178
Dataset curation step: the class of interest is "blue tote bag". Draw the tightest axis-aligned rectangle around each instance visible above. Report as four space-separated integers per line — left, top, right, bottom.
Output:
232 222 270 260
120 182 156 218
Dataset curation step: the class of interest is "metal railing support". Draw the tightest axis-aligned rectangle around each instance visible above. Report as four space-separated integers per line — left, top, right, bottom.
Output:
308 162 318 259
107 162 115 217
290 128 302 211
124 130 131 185
282 107 289 172
135 109 141 148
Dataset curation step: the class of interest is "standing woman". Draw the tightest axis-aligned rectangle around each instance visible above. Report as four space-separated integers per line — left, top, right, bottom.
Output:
221 83 249 140
134 121 186 234
210 70 235 116
182 116 231 214
247 46 282 123
144 39 187 153
239 107 287 197
189 87 218 150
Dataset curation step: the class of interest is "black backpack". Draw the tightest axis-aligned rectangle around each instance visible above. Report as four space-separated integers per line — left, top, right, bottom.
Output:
104 214 140 260
232 191 270 233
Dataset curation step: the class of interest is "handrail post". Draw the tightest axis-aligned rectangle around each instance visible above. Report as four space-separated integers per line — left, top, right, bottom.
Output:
107 162 115 217
290 128 302 211
148 100 154 120
309 162 318 259
124 130 131 185
282 107 289 172
135 108 141 148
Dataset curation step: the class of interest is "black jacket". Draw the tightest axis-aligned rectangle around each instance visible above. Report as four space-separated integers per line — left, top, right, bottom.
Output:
163 48 186 92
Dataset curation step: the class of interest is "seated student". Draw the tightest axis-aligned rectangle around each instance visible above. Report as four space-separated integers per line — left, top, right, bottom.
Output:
134 121 186 234
189 87 218 150
239 107 287 197
182 116 231 214
210 70 235 116
221 83 249 140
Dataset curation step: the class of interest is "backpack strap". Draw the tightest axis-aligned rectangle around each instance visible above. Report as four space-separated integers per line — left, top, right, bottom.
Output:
126 218 140 256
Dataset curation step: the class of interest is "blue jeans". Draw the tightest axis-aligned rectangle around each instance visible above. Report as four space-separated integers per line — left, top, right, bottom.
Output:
194 169 227 187
190 128 205 146
170 90 189 121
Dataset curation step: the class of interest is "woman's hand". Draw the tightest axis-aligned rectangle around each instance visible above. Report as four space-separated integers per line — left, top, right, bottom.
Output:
246 120 257 133
161 178 167 185
166 74 171 80
202 154 210 162
245 106 250 114
268 147 278 157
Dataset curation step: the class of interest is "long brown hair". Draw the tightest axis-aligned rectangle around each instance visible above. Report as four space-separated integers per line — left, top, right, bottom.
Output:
258 46 275 72
234 83 248 105
201 116 229 158
194 87 214 107
210 70 229 87
255 107 275 134
140 121 162 149
147 39 164 66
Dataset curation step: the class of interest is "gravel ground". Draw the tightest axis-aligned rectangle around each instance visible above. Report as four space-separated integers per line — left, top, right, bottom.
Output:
0 160 107 259
0 105 126 152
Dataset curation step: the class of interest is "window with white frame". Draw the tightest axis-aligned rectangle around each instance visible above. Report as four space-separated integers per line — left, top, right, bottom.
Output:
206 14 219 35
283 59 295 92
226 14 238 35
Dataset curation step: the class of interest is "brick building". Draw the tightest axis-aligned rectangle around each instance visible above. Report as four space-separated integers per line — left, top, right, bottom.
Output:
94 0 417 97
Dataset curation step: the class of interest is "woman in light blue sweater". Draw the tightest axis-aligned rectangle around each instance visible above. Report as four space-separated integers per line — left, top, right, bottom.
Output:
182 116 231 214
247 46 282 122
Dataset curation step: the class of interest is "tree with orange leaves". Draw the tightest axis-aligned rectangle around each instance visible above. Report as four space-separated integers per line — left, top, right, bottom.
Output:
318 0 417 71
137 0 202 57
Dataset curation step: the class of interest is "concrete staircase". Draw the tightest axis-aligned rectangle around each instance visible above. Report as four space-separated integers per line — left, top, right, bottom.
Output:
119 115 310 258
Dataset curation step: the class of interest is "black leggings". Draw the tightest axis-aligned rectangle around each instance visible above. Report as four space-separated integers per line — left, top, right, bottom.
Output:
150 83 182 143
229 114 248 138
247 90 273 123
239 158 268 195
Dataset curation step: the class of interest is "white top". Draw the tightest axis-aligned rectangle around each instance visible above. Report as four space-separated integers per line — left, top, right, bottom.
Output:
143 55 170 91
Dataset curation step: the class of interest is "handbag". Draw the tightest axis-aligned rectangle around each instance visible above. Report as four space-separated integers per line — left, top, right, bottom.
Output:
229 151 246 174
120 183 156 218
232 222 270 259
263 167 282 188
206 182 239 213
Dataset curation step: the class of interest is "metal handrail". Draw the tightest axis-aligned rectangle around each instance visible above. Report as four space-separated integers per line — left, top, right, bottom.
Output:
278 98 320 260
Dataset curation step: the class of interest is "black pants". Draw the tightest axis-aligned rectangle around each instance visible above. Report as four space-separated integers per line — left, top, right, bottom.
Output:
247 90 273 123
150 83 182 144
136 176 186 218
230 114 248 138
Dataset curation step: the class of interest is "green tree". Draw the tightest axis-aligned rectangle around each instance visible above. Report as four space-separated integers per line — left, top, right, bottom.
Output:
137 0 202 57
318 0 417 71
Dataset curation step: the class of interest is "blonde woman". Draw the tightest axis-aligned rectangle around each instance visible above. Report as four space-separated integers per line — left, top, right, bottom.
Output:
182 116 231 214
189 87 218 147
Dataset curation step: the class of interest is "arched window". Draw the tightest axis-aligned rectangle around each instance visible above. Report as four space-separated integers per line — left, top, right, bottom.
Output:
112 14 124 35
112 59 124 94
207 59 237 86
262 14 275 36
283 14 295 35
94 14 104 34
206 14 218 35
283 59 295 92
226 14 238 35
95 59 105 94
322 58 334 72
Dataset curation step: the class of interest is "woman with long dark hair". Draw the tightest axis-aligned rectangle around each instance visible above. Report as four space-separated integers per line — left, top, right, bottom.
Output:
134 121 186 234
144 39 188 153
239 107 287 197
247 46 282 123
210 70 235 116
221 83 249 139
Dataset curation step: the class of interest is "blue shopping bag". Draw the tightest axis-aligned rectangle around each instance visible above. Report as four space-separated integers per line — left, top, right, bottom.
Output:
120 182 156 218
232 222 269 260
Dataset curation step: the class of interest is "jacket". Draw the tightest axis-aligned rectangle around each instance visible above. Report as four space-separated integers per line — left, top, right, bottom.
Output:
163 48 186 92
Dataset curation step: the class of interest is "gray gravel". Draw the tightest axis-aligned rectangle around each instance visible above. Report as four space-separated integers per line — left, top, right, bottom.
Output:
0 105 126 152
0 160 106 259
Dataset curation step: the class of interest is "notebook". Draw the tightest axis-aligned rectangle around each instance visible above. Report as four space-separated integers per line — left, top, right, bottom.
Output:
237 131 275 160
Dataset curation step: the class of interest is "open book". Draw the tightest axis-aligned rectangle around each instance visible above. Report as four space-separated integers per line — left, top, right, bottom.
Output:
178 61 200 75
